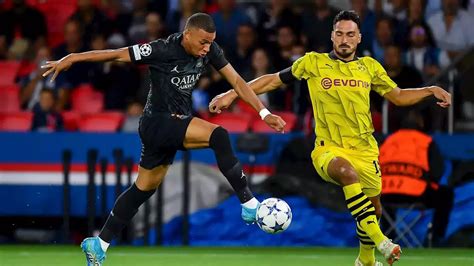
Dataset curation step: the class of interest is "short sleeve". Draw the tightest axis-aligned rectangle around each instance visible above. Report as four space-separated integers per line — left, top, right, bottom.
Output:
371 58 397 96
128 40 165 65
291 53 318 80
208 42 228 70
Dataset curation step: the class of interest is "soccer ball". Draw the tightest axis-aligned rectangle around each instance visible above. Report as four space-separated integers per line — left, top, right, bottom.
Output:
256 198 292 234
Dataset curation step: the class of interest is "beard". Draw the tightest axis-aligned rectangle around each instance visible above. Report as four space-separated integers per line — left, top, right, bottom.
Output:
335 46 356 59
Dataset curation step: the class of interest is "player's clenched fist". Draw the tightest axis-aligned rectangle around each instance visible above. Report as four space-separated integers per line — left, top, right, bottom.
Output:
209 91 236 114
264 114 286 133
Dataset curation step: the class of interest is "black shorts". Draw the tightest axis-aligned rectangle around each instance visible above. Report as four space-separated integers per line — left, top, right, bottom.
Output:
138 113 193 169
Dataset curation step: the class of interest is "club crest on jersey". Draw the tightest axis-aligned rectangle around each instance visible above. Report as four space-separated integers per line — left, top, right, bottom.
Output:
139 44 152 57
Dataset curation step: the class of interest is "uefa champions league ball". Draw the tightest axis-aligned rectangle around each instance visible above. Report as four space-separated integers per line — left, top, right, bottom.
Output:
256 198 292 234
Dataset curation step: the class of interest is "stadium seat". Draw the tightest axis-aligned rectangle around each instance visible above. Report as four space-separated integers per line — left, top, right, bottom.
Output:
0 85 21 113
78 112 124 132
235 99 257 115
34 1 76 47
61 111 82 131
0 112 33 132
207 112 251 133
71 84 104 114
0 61 21 86
250 111 297 133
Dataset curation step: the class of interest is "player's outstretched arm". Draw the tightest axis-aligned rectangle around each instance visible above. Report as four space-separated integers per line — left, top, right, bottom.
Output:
384 86 451 108
215 64 286 132
41 48 131 82
209 72 283 113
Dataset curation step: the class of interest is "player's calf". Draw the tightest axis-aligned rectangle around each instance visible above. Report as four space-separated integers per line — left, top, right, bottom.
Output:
209 126 259 223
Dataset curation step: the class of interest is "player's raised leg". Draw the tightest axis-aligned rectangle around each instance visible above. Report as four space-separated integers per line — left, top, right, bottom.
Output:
81 165 168 266
183 117 259 223
326 157 401 265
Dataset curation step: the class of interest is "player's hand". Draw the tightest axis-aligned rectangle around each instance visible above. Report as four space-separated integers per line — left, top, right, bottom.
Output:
429 86 451 108
209 91 236 113
264 114 286 133
41 54 74 82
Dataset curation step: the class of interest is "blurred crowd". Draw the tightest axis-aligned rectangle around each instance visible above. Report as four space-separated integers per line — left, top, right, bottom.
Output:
0 0 473 133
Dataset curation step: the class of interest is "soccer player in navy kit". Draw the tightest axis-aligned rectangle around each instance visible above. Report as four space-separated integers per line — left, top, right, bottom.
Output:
42 13 286 266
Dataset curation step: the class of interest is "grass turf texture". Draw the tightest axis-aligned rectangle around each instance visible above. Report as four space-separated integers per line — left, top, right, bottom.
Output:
0 245 472 266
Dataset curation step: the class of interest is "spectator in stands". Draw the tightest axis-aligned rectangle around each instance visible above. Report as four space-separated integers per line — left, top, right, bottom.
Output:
226 23 257 76
270 26 298 70
371 17 394 63
385 45 423 89
114 0 146 44
211 0 251 52
256 0 300 47
121 101 143 133
380 110 454 246
383 45 424 131
405 23 450 81
70 0 110 45
53 19 90 88
301 0 340 53
143 12 166 43
407 0 427 25
166 0 205 33
0 0 47 58
20 46 70 111
31 89 64 132
351 0 376 54
427 0 474 58
88 33 141 110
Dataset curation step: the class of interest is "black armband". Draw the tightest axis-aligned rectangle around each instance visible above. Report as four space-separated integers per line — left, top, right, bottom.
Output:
279 67 297 84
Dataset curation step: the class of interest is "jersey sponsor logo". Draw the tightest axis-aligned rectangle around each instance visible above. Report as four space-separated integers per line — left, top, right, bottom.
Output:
171 73 202 90
321 78 332 89
320 77 370 89
139 44 152 57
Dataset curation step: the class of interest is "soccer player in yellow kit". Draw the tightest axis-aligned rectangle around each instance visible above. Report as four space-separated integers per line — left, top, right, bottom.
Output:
209 10 451 266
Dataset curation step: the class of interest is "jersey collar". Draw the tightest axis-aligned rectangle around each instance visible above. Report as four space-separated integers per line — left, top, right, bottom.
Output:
329 50 359 63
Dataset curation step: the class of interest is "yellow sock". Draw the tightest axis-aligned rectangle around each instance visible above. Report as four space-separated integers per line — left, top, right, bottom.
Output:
357 225 376 265
343 183 386 246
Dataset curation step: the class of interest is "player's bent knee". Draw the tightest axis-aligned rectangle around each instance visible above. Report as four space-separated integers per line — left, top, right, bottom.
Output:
209 126 230 151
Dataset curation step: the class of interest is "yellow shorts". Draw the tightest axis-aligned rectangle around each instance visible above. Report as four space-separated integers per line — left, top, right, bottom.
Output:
311 146 382 197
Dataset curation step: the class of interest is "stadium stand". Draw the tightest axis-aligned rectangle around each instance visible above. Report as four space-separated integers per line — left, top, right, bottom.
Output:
71 84 104 114
0 85 21 113
0 112 33 131
0 61 21 87
207 112 252 133
77 111 124 132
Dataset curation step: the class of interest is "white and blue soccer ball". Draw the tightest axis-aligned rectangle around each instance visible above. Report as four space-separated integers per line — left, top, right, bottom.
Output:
256 198 292 234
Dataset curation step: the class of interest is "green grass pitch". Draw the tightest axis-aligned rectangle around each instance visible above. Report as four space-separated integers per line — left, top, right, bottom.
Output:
0 245 472 266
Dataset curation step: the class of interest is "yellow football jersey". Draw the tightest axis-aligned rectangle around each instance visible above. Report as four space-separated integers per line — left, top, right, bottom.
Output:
291 51 397 154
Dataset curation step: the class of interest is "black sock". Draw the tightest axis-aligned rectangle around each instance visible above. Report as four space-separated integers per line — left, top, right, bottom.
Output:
99 183 155 243
210 127 254 203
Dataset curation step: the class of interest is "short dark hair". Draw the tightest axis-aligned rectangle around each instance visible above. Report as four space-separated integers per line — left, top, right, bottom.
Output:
333 10 361 30
184 13 216 33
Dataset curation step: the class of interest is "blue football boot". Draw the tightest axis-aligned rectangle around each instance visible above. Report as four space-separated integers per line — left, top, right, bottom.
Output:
241 203 260 224
81 237 106 266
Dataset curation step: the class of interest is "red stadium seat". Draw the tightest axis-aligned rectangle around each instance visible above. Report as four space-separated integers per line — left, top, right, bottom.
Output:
250 111 297 133
0 85 21 113
71 84 104 114
207 112 251 133
78 112 124 132
34 1 76 47
61 111 82 131
0 61 21 86
0 112 33 132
